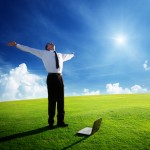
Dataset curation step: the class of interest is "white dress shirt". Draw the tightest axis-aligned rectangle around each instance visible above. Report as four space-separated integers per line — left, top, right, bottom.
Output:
16 44 74 74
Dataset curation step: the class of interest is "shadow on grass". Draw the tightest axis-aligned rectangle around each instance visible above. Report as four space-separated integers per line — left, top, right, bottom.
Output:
1 127 89 149
0 125 55 142
61 134 89 150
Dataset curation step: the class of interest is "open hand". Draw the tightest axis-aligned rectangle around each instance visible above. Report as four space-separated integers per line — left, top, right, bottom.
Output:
7 41 17 46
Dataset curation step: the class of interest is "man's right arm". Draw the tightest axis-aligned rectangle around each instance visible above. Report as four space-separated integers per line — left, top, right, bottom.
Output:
7 41 44 58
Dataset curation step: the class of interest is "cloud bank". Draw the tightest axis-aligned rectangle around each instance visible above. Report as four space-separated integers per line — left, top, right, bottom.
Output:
106 83 148 94
0 63 47 101
72 83 149 96
0 64 149 102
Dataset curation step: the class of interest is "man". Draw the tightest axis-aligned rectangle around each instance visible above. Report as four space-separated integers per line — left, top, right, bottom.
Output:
7 41 74 129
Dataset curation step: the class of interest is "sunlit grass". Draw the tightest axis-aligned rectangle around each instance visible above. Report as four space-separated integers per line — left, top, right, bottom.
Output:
0 94 150 150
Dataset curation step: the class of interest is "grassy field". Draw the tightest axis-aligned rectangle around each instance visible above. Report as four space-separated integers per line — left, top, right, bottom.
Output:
0 94 150 150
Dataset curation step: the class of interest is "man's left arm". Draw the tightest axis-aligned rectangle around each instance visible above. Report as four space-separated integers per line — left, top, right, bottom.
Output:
62 53 75 62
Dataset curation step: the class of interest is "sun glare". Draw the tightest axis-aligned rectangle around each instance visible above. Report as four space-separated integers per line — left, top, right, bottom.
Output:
115 35 126 45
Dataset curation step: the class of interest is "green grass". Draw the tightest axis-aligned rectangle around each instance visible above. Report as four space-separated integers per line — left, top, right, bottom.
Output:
0 94 150 150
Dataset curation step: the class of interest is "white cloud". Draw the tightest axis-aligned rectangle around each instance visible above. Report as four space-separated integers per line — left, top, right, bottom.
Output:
70 83 149 96
106 83 149 94
82 88 100 95
106 83 131 94
143 60 150 71
130 85 148 93
0 63 47 101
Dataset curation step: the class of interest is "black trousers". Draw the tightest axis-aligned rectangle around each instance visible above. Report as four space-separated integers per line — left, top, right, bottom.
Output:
47 73 65 125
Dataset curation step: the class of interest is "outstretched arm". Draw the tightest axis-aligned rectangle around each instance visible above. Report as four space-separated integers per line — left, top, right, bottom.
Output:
62 53 75 62
7 41 43 58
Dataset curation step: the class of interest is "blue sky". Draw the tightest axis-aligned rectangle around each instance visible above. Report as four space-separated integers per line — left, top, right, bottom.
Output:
0 0 150 101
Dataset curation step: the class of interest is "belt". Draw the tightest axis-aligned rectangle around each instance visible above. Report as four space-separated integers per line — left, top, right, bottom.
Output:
48 73 61 76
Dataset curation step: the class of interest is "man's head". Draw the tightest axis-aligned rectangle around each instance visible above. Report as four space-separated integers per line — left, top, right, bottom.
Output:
45 42 55 51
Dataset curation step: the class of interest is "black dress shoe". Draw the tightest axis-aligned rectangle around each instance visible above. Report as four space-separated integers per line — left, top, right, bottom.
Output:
57 123 68 127
49 124 54 129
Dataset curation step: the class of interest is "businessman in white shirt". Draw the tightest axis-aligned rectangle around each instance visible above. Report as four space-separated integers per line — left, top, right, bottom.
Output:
8 41 74 129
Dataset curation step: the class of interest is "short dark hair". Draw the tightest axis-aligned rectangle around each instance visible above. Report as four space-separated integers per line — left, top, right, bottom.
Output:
45 43 49 50
45 42 54 50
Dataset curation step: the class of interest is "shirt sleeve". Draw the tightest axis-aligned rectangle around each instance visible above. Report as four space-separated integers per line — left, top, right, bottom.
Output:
16 44 44 58
62 53 75 62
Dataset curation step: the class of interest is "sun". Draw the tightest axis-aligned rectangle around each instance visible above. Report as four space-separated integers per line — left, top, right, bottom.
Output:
115 35 126 45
